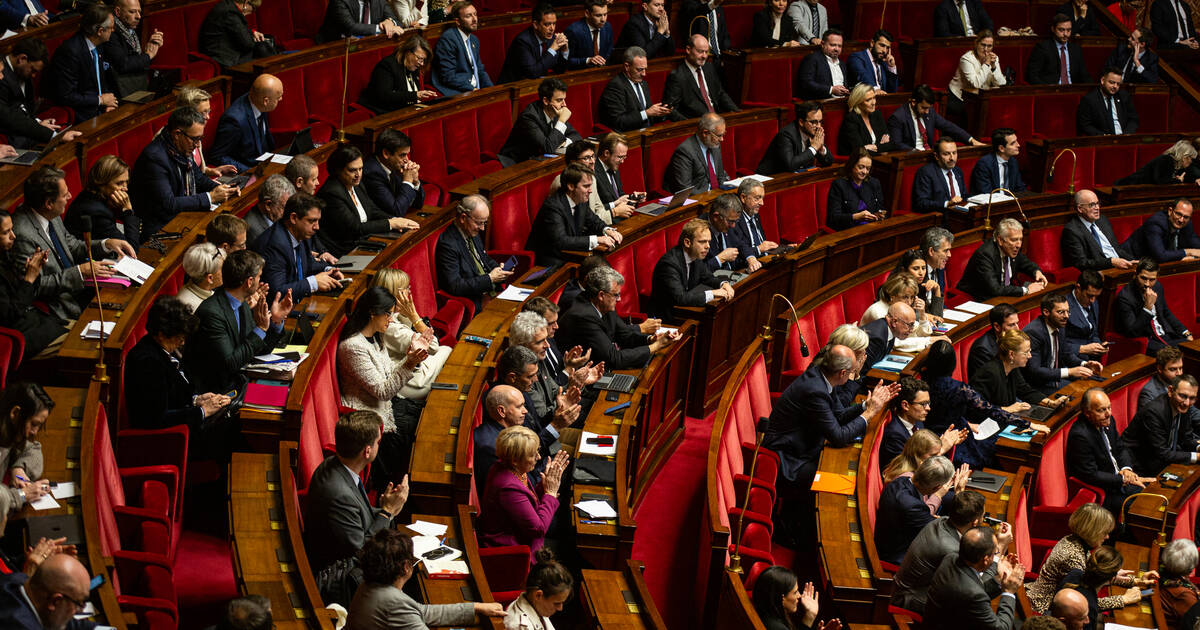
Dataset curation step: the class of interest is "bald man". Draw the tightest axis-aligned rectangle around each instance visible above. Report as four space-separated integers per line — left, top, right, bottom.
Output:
472 384 541 496
864 302 916 369
0 554 95 630
105 0 163 97
1050 588 1089 630
210 73 285 172
661 35 739 120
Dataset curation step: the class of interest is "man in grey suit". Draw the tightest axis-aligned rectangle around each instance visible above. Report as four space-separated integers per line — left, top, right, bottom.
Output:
246 174 295 245
786 0 827 45
892 490 1011 614
10 165 135 322
664 113 728 194
303 411 409 591
924 526 1025 629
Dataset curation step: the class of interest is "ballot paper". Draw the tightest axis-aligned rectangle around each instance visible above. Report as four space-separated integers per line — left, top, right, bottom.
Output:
575 500 617 519
724 174 773 188
579 431 618 457
256 152 294 164
965 191 1016 207
425 559 469 577
407 520 449 537
941 309 973 322
113 256 155 284
80 321 116 340
496 285 534 301
957 301 995 314
51 482 77 499
30 494 60 510
974 419 1002 441
656 327 679 336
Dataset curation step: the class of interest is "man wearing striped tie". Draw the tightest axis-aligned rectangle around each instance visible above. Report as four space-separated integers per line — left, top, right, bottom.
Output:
1114 257 1193 353
704 194 749 272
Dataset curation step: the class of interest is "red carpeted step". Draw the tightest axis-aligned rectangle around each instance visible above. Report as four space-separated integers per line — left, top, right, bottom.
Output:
175 529 238 630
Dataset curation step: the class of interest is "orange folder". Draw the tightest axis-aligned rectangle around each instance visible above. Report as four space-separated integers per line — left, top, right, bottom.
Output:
810 472 855 495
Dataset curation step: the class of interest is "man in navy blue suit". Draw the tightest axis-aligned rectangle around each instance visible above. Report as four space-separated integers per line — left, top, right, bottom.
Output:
764 345 898 543
1022 293 1102 396
614 0 674 60
796 28 848 99
0 554 97 630
209 73 283 173
887 85 981 152
362 129 426 218
0 0 49 33
431 1 492 96
704 194 749 272
435 194 513 314
1126 198 1200 262
1065 270 1108 360
879 377 966 471
1114 257 1193 353
47 2 119 121
316 0 402 42
132 108 238 236
498 4 568 83
735 179 778 272
969 128 1028 196
847 30 898 93
252 193 344 300
1061 189 1135 271
565 0 613 69
912 138 968 213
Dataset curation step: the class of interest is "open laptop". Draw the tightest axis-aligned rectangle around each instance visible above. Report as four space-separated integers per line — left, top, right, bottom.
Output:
282 127 315 155
635 186 694 216
1019 405 1054 422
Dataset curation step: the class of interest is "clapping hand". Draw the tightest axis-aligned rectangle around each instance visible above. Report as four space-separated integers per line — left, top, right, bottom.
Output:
564 345 591 370
542 450 571 496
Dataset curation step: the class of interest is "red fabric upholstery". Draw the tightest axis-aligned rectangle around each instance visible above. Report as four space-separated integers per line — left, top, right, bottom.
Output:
782 317 817 384
1103 330 1148 363
0 330 17 389
478 545 531 605
865 419 886 531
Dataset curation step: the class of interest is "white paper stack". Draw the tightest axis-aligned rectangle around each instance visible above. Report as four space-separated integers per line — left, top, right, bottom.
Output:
575 500 617 519
496 285 534 302
407 520 449 537
113 256 155 284
80 321 116 340
579 431 618 457
957 301 995 314
941 309 973 322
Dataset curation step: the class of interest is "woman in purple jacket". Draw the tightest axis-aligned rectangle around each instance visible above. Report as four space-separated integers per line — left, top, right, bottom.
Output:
478 426 570 562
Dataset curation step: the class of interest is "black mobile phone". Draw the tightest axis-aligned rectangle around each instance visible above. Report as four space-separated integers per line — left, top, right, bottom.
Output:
502 256 517 271
586 436 614 446
605 390 620 402
983 515 1002 526
423 547 453 560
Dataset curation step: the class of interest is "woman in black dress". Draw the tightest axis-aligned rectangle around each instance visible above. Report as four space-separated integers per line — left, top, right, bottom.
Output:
359 36 440 114
64 155 141 248
750 0 801 47
837 83 897 156
826 147 886 230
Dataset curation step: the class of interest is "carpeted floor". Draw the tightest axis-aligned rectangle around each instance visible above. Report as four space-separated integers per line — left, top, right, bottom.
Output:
631 414 714 630
175 529 239 630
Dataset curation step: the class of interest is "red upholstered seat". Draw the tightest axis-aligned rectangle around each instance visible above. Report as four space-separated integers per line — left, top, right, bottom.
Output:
865 420 886 532
0 327 22 389
1031 418 1102 540
944 240 981 302
744 57 793 106
1160 273 1196 329
478 545 530 605
782 317 817 384
981 94 1035 141
1033 94 1083 139
1103 330 1148 363
770 184 822 243
1027 225 1068 283
143 1 221 82
728 521 774 568
842 282 876 324
644 133 687 196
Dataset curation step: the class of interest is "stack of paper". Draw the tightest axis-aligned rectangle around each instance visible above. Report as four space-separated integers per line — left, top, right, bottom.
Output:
407 520 448 537
113 256 155 284
957 301 995 314
579 431 618 457
496 285 534 302
80 321 115 340
941 309 973 322
575 500 617 519
724 174 773 188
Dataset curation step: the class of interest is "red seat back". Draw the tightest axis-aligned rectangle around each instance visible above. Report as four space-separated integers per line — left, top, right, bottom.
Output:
1034 417 1076 508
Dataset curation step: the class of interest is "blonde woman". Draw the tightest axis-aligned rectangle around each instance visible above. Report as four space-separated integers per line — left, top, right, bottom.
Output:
177 243 224 312
64 155 141 247
947 30 1005 121
1116 139 1199 186
373 268 452 401
837 84 896 155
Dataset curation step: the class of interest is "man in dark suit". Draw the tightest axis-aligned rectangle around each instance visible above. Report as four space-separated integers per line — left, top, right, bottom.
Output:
303 411 408 578
912 138 969 213
104 0 164 97
0 555 97 630
662 34 739 120
46 2 120 121
246 174 295 244
956 218 1049 300
565 0 613 69
435 194 512 314
764 345 898 543
199 0 277 69
796 28 848 99
1127 199 1200 262
967 303 1019 377
1027 14 1092 85
209 73 283 173
1107 28 1160 83
1077 67 1138 136
757 101 833 174
184 250 291 395
876 456 963 565
509 311 590 426
649 217 734 319
498 77 582 166
864 302 916 368
614 0 674 60
597 47 673 132
317 144 416 258
920 226 954 316
1061 189 1135 271
680 0 731 59
1114 257 1193 353
932 0 993 37
703 194 750 272
9 166 136 322
474 384 549 496
1064 270 1107 360
735 179 779 272
252 193 344 301
557 265 680 370
1139 346 1184 411
1067 388 1155 513
1022 293 1102 396
1151 0 1199 49
665 112 728 193
887 85 980 152
431 1 491 96
362 129 425 218
0 0 48 33
880 377 965 470
969 127 1028 196
498 4 568 83
593 133 642 214
923 527 1024 629
317 0 401 42
1121 375 1200 475
847 29 899 93
0 41 67 149
527 164 621 267
131 108 237 236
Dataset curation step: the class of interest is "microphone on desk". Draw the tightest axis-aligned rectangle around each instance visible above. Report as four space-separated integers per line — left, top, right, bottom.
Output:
760 293 807 356
79 216 109 383
1118 492 1169 547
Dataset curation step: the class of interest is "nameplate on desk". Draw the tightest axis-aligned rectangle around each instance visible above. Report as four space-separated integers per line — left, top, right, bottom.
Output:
71 406 83 420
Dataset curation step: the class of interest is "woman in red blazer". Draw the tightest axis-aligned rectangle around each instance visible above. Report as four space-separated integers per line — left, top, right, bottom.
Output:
477 426 569 562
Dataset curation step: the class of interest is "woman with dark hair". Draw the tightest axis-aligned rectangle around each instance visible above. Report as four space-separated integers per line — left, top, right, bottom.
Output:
921 339 1041 469
1061 545 1141 630
64 155 141 248
360 36 440 114
751 566 839 630
504 547 574 630
124 295 231 438
347 528 503 629
749 0 801 48
826 148 886 230
0 382 54 510
338 287 428 490
892 248 943 317
0 213 68 358
318 145 416 257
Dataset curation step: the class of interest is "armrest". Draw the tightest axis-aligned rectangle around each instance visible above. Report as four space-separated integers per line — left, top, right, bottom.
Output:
430 299 467 344
115 595 179 626
114 505 172 556
113 550 176 602
120 465 180 524
478 545 531 595
1068 476 1105 505
436 290 476 321
184 52 221 76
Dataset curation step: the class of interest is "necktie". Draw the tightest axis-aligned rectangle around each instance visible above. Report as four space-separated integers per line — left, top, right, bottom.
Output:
168 352 189 385
231 299 242 332
958 2 970 34
1051 328 1060 369
466 35 480 88
46 225 71 268
1172 229 1180 250
749 215 763 245
1176 0 1191 39
1169 414 1181 450
1089 223 1117 258
91 47 102 95
608 168 619 195
295 244 305 282
356 477 371 507
1059 44 1070 85
810 4 818 35
705 148 719 190
709 9 719 56
945 170 956 198
464 232 486 274
873 61 882 87
258 115 269 153
592 28 600 56
718 232 729 269
361 0 370 24
1090 224 1105 251
696 67 714 112
999 160 1007 188
631 78 646 108
1002 257 1011 285
916 114 927 149
1098 428 1121 473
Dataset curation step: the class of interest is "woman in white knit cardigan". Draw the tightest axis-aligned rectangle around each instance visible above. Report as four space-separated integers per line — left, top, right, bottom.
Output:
948 30 1007 123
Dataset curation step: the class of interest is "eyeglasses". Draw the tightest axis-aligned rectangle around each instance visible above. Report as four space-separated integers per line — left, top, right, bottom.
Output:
1077 201 1100 209
58 593 88 612
179 131 204 145
600 289 622 300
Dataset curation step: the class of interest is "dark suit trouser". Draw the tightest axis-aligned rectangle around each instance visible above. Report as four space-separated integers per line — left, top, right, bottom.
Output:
773 467 817 548
1147 332 1189 355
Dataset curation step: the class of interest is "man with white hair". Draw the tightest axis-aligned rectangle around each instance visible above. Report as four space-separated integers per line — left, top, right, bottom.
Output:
246 174 296 245
557 266 679 370
863 301 916 369
956 217 1048 300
